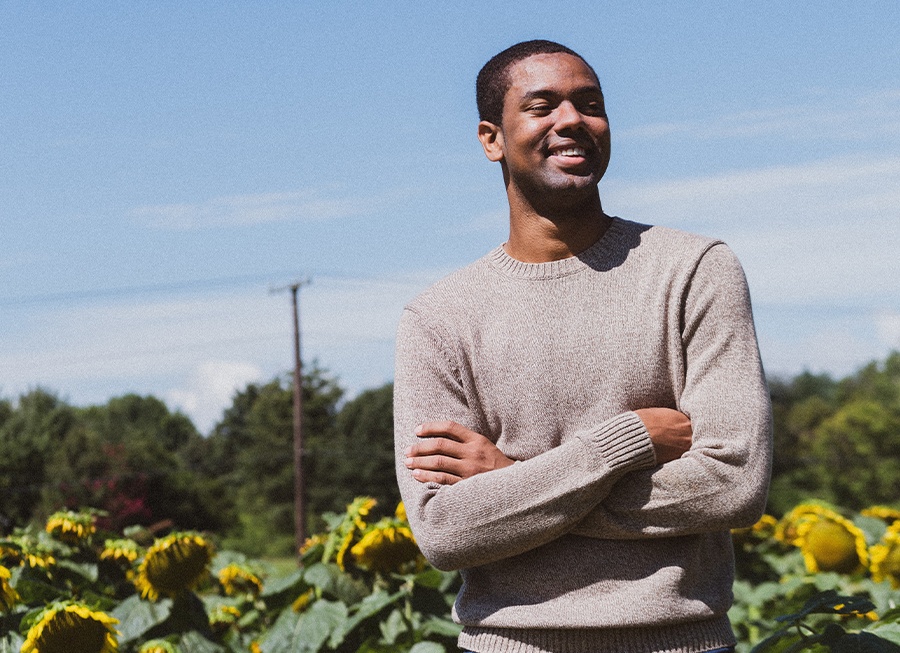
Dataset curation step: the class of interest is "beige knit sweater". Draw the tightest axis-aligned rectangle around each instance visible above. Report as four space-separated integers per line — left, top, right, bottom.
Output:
394 217 772 653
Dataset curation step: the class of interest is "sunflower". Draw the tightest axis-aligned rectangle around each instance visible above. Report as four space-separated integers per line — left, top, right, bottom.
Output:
1 537 56 569
291 588 315 613
732 514 778 539
0 543 22 567
775 503 835 545
350 519 422 574
322 496 378 571
0 564 19 612
218 563 263 596
45 510 96 545
794 509 869 574
133 533 214 601
21 602 119 653
138 640 178 653
100 539 142 565
395 501 407 523
861 506 900 524
350 496 377 529
209 604 242 635
870 521 900 588
299 533 326 555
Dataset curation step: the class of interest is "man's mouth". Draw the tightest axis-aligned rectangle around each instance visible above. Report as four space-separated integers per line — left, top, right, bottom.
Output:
553 147 587 158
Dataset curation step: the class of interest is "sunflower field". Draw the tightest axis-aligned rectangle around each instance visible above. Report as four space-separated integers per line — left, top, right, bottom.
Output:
3 498 900 653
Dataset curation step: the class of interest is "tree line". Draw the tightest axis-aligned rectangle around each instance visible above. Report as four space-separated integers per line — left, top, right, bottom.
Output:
2 352 898 556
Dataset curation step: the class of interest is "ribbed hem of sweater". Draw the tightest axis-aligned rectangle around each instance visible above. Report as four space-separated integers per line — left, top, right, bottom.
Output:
585 411 656 473
458 616 736 653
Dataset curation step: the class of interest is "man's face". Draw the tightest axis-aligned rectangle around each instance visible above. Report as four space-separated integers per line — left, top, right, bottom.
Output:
483 53 611 203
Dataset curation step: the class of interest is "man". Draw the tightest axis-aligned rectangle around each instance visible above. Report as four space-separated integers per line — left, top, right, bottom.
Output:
394 40 772 653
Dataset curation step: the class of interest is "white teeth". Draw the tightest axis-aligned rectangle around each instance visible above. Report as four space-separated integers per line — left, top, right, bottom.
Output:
555 147 586 157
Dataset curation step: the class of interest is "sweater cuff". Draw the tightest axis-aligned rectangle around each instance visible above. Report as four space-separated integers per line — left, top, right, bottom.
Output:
583 411 656 473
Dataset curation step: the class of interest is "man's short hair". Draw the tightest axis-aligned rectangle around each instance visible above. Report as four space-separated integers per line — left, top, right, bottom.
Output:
476 40 599 126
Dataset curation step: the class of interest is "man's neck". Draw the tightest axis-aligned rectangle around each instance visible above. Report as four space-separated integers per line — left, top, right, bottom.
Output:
504 193 611 263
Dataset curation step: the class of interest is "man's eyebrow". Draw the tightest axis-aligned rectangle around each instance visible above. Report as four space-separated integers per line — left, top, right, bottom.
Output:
519 86 604 102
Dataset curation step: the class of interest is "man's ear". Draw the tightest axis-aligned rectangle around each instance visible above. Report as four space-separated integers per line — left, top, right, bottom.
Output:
477 120 504 162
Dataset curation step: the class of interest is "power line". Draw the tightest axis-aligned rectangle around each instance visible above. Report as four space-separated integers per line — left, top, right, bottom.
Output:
0 269 432 308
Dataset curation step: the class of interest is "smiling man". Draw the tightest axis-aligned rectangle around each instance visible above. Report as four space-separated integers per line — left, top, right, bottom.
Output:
394 40 772 653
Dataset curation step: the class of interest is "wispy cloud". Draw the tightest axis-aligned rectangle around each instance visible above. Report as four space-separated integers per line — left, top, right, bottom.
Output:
0 273 439 431
132 189 394 230
166 361 263 433
606 154 900 306
617 89 900 143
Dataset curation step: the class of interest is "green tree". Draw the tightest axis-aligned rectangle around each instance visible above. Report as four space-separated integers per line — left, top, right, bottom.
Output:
0 389 75 532
208 366 344 556
319 383 399 514
40 394 223 533
809 398 900 508
767 352 900 514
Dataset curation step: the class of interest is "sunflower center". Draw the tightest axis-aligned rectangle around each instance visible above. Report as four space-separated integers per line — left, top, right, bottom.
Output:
805 520 860 573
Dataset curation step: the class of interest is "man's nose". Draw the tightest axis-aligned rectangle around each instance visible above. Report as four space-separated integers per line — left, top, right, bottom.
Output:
555 101 585 130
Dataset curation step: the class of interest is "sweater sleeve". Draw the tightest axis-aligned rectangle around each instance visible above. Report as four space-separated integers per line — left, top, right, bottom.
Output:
394 308 657 571
570 244 773 539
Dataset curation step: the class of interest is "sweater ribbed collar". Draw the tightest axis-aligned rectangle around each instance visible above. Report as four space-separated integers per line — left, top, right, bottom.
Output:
487 217 627 280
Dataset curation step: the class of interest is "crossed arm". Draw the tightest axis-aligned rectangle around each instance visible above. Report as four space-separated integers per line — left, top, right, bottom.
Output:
404 407 693 485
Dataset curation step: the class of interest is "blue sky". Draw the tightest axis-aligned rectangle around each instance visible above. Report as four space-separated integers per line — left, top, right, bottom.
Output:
2 2 898 432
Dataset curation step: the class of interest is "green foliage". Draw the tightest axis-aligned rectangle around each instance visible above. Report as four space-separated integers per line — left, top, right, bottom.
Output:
767 351 900 514
0 390 222 536
0 500 461 653
206 366 345 556
0 389 75 528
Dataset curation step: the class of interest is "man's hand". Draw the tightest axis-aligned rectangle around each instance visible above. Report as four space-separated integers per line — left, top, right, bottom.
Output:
634 407 693 464
405 421 514 485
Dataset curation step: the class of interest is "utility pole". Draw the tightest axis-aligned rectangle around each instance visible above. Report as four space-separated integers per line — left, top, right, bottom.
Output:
271 278 311 563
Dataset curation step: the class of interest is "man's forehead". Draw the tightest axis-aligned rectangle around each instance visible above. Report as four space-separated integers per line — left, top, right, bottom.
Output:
505 52 601 95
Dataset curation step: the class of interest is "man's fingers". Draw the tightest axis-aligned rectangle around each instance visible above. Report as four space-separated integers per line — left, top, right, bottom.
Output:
415 420 476 442
406 435 465 460
405 453 461 474
409 468 462 485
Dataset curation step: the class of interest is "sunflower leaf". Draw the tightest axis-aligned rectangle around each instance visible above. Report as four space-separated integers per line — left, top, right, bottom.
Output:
263 599 347 653
110 594 173 643
409 643 446 653
177 630 228 652
54 559 98 582
830 631 900 653
868 622 900 646
329 589 406 647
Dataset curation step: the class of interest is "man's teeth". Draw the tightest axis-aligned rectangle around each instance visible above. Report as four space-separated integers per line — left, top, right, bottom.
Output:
555 148 586 157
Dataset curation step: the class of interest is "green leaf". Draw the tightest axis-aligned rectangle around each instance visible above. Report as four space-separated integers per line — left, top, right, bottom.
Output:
262 569 305 598
379 608 407 646
877 608 900 625
259 608 301 653
110 595 174 643
329 590 406 648
261 600 348 653
420 616 462 638
409 643 446 653
410 568 445 589
854 516 888 545
831 631 900 653
869 623 900 647
0 633 24 653
178 630 228 652
749 627 797 652
302 563 367 605
10 577 63 606
54 559 99 582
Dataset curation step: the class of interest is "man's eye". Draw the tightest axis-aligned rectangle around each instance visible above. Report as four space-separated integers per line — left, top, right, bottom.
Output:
527 104 552 115
580 102 606 116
